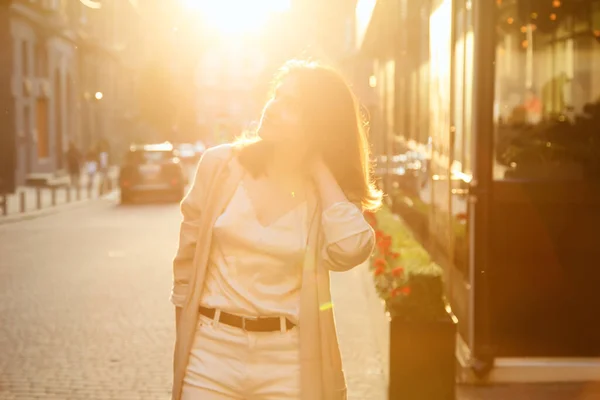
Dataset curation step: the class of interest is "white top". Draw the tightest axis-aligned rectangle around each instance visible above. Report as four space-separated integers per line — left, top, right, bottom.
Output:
200 182 308 323
86 161 97 174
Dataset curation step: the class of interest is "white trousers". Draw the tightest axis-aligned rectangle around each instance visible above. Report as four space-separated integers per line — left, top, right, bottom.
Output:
181 312 301 400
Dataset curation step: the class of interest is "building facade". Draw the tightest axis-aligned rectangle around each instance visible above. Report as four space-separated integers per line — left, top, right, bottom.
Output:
0 0 141 193
357 0 600 383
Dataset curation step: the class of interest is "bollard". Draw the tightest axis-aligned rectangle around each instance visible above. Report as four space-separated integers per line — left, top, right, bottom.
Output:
0 195 6 216
20 191 25 213
66 185 71 202
76 184 81 201
51 187 56 206
36 187 42 209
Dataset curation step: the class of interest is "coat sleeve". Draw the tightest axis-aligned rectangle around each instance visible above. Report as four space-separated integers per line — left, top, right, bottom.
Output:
321 201 375 272
170 149 220 308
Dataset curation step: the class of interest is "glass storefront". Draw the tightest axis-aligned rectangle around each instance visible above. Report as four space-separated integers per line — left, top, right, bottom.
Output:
494 0 600 180
449 0 474 345
374 0 477 343
429 0 476 345
366 0 600 361
429 0 453 263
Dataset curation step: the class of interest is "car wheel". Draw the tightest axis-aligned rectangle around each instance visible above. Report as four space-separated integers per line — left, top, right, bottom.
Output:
120 190 132 204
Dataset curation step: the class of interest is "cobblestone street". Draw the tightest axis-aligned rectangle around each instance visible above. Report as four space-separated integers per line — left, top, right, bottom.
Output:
0 198 177 399
0 196 389 400
2 198 600 400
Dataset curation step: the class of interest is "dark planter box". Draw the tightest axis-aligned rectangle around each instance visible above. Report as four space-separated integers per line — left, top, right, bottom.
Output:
388 312 457 400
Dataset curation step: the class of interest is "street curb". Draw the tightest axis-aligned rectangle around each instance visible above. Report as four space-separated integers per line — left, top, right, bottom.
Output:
0 190 118 226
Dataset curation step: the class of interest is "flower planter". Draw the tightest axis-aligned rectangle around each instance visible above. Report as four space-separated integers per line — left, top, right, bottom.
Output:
366 205 456 399
388 310 457 400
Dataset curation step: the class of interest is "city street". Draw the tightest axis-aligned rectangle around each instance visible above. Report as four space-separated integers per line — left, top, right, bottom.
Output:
3 0 600 398
0 194 388 400
2 196 600 400
0 196 177 399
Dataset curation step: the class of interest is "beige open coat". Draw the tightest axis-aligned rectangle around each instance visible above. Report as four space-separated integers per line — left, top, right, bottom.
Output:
170 143 375 400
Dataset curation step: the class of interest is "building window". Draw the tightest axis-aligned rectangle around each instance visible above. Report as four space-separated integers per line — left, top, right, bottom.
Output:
36 40 47 78
21 41 28 78
451 0 474 176
23 105 30 140
23 105 32 173
36 98 50 159
494 0 600 180
55 71 63 168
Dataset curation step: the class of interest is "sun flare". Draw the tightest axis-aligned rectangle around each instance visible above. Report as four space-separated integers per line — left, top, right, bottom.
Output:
182 0 291 36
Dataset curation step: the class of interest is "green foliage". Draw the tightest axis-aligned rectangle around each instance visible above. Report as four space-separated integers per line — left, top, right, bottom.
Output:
365 205 448 321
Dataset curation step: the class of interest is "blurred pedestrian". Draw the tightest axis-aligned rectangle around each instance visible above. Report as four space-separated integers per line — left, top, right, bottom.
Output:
65 141 82 188
84 150 98 193
98 150 109 193
171 60 382 400
96 139 110 193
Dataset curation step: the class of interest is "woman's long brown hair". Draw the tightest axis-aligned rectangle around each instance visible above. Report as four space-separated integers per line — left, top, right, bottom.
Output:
236 60 382 212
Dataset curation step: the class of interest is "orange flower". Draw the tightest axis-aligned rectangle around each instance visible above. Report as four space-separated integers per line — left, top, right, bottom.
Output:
390 251 401 259
391 285 411 298
377 236 392 253
374 258 387 269
391 266 404 277
456 212 468 222
374 265 386 276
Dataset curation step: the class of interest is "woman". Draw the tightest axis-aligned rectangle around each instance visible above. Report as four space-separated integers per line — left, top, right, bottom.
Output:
171 60 382 400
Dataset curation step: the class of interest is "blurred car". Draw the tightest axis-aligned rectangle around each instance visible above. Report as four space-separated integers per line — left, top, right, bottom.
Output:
176 141 206 165
118 142 186 204
374 151 427 196
177 143 200 164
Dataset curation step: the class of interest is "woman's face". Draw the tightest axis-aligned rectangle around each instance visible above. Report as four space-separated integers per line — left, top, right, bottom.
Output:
258 77 305 146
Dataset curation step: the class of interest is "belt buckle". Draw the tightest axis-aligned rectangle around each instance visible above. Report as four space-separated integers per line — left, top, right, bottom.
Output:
242 315 258 332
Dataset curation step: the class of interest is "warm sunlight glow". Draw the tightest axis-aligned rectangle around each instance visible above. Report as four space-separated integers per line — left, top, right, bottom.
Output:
369 75 377 88
183 0 290 36
355 0 377 48
80 0 102 10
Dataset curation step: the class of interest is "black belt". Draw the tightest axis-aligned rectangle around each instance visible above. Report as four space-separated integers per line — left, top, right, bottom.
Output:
199 306 296 332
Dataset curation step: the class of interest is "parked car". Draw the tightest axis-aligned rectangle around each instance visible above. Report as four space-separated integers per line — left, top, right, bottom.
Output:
176 143 200 165
118 142 186 204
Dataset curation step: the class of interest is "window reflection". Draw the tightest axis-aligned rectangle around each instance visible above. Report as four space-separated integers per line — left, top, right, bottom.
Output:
451 0 473 276
494 0 600 180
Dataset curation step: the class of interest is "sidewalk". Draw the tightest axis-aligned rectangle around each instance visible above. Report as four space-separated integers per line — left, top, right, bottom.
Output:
330 262 387 400
0 167 119 224
458 382 600 399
